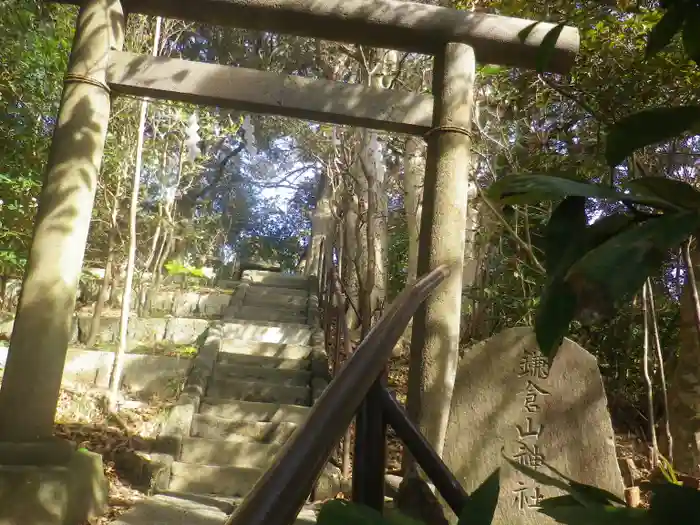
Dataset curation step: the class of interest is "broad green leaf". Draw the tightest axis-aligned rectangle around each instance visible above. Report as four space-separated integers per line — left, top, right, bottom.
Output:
479 65 504 76
682 5 700 63
538 495 581 509
605 107 700 167
534 452 626 507
536 23 566 73
622 177 700 211
566 481 626 507
647 482 700 524
535 213 634 357
657 455 681 485
543 197 587 274
384 509 427 525
316 500 390 525
505 448 627 508
503 452 571 494
645 5 684 59
535 276 577 358
487 174 623 206
539 503 651 525
458 468 500 525
584 214 637 248
565 211 700 316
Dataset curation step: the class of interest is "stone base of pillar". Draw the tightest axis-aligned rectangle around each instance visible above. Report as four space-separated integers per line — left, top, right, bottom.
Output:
0 442 108 525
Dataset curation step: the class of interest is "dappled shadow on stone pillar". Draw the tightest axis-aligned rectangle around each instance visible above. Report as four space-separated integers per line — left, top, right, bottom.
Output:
0 1 125 524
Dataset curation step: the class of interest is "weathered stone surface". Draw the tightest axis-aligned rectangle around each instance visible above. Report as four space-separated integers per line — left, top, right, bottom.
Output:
147 290 177 313
127 317 168 344
442 327 623 524
173 292 202 317
0 448 108 525
0 319 12 339
0 347 190 398
78 315 120 344
165 318 209 345
198 293 232 317
314 462 343 501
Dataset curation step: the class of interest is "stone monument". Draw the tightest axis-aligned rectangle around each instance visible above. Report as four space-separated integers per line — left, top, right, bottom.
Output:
442 327 624 524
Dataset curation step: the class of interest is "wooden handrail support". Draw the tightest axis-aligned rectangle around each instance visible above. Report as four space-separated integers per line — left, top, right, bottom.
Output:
225 265 450 525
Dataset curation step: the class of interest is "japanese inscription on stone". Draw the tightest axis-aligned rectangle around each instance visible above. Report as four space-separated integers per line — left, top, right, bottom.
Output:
512 348 550 511
442 327 624 524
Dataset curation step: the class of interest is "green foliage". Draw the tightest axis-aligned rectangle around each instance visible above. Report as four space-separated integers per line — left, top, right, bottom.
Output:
0 1 74 261
601 0 700 167
506 447 700 525
0 250 26 277
164 260 208 279
458 469 500 525
317 469 501 525
489 174 700 357
605 107 700 167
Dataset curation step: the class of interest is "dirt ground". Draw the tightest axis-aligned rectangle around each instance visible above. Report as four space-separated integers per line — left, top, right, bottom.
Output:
53 386 175 524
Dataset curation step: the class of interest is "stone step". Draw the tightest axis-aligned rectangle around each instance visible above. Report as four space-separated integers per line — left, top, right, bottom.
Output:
217 353 310 371
244 292 309 308
170 462 263 497
240 303 307 316
234 307 308 324
180 437 281 468
221 321 312 345
192 414 298 444
214 363 311 386
206 378 311 405
245 284 309 298
198 398 311 424
242 270 311 289
220 340 312 359
151 491 239 513
111 494 318 525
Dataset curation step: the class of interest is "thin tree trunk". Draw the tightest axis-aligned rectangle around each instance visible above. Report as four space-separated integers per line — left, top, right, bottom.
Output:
404 136 425 287
343 183 361 331
642 281 659 467
109 16 161 411
143 209 162 272
87 171 123 347
648 278 673 462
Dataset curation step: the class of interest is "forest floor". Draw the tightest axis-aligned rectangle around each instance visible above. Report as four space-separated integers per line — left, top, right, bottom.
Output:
53 385 174 524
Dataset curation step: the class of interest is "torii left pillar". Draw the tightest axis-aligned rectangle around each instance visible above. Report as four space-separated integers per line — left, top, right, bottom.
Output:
0 1 124 523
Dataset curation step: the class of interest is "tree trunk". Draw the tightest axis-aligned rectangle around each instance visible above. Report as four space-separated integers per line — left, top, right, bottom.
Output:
668 238 700 476
403 135 426 347
109 16 161 412
405 136 426 287
306 172 333 278
342 181 361 331
87 170 123 347
360 130 388 331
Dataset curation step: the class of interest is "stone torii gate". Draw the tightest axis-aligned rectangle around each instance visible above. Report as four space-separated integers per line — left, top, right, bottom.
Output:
0 0 578 522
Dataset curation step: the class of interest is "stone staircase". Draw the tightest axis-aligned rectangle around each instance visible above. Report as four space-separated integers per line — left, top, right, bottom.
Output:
116 271 331 525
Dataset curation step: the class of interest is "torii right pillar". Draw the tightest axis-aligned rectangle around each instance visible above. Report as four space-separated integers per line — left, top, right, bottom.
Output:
408 42 476 460
407 23 576 472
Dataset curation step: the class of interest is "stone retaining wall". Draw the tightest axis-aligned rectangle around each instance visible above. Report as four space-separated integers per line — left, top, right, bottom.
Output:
0 346 192 399
1 316 211 349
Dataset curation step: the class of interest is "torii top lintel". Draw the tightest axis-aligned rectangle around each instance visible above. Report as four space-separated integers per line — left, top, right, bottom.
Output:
52 0 580 73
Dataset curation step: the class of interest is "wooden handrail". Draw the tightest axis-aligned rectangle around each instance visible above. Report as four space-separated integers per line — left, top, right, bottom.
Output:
225 265 450 525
